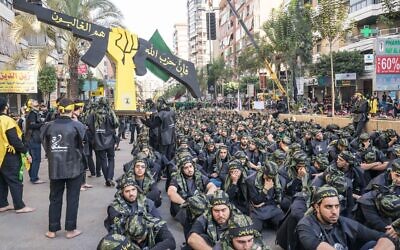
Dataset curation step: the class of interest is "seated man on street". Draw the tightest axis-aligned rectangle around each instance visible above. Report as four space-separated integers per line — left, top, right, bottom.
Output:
187 190 241 250
246 161 284 231
167 155 217 218
125 157 162 208
104 174 160 234
296 185 396 250
125 213 176 250
215 214 270 250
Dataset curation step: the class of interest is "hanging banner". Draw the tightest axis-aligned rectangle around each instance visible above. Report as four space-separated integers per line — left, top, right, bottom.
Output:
0 70 37 93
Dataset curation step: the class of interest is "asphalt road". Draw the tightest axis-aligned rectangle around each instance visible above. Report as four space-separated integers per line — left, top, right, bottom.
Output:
0 137 281 250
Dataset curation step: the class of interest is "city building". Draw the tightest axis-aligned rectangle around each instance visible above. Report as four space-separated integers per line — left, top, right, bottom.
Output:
218 0 283 70
341 0 400 100
187 0 220 68
173 23 189 60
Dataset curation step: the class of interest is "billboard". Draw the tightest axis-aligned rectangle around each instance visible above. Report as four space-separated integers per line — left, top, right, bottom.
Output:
376 56 400 74
0 70 37 93
376 74 400 91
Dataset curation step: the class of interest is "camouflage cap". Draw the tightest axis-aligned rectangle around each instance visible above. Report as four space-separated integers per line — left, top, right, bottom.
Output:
233 150 247 160
228 214 258 238
363 151 377 164
97 233 133 250
271 150 286 161
324 167 347 194
125 214 148 240
337 138 349 148
116 174 141 191
186 193 209 218
228 159 243 171
392 145 400 158
263 161 279 178
385 129 397 137
311 185 339 205
338 151 355 165
209 190 230 207
293 151 307 165
390 158 400 174
281 136 292 145
290 143 302 152
376 192 400 218
314 154 329 171
359 132 370 141
392 218 400 236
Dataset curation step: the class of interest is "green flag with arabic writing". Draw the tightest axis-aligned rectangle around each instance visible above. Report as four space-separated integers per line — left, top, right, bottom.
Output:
145 30 171 82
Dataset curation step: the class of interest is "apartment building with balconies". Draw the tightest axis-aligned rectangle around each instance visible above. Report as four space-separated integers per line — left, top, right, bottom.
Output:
187 0 220 68
173 23 190 61
218 0 283 71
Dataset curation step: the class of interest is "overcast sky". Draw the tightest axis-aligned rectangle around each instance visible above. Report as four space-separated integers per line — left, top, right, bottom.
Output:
111 0 187 48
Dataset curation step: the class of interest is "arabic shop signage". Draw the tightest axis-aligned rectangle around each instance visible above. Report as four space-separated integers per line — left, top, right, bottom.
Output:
0 70 37 93
376 38 400 56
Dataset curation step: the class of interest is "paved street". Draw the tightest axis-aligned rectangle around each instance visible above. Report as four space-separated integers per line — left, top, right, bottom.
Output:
0 136 279 250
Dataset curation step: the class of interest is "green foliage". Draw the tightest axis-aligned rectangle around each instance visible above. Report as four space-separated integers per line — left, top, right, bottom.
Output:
160 84 186 100
312 0 348 44
38 65 57 96
379 0 400 27
312 51 364 77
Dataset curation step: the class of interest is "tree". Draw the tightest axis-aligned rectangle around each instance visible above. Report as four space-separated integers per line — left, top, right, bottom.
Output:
207 56 233 97
38 64 57 104
312 0 348 115
263 0 313 101
10 0 122 99
379 0 400 27
312 51 364 77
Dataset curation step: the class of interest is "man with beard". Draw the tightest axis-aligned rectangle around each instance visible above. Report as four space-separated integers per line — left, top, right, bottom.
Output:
246 161 284 231
230 134 249 155
297 185 395 250
141 99 159 150
224 159 249 215
87 98 119 187
245 139 265 166
187 190 240 250
125 158 161 208
211 145 231 187
375 129 399 156
104 174 160 234
167 156 217 218
216 214 269 250
336 151 366 200
198 140 218 178
356 159 400 237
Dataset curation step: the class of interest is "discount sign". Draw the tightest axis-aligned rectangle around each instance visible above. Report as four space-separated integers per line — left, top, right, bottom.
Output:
376 56 400 74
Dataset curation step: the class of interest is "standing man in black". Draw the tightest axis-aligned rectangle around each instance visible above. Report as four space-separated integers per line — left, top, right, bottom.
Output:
0 97 35 213
25 99 45 184
87 98 119 187
351 93 369 138
143 98 176 161
41 98 86 239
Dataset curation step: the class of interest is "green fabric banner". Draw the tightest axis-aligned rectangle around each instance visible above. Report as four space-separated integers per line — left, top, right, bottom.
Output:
145 30 171 82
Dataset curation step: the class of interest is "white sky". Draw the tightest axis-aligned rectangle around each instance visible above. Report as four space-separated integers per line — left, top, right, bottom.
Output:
111 0 188 48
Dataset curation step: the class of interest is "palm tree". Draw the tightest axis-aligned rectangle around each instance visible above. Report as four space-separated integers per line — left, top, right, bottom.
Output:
10 0 122 99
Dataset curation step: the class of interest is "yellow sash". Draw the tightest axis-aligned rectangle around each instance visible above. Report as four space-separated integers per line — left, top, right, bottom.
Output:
0 115 23 167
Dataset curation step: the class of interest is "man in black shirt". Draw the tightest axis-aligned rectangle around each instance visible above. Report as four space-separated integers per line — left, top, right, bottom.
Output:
297 185 395 250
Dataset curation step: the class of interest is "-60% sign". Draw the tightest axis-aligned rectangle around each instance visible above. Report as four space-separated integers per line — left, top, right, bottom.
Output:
376 56 400 74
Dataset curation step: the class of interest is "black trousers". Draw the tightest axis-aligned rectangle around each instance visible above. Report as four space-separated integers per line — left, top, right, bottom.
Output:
96 147 115 181
353 120 367 138
48 174 82 232
0 155 25 210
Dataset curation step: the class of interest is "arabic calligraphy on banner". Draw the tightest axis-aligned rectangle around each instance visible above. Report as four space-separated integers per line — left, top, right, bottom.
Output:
50 12 106 38
145 46 189 77
0 70 37 93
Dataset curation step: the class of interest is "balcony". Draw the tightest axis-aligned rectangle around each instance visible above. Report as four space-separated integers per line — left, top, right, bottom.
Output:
348 0 384 23
341 26 400 51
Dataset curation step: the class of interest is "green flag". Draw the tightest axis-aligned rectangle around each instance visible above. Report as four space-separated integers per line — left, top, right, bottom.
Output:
145 30 171 82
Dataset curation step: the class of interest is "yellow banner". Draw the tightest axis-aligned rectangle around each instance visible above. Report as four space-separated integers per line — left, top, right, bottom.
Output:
90 86 104 97
0 70 37 93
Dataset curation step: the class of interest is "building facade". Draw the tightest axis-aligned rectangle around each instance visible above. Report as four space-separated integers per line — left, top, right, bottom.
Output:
218 0 283 72
173 23 190 60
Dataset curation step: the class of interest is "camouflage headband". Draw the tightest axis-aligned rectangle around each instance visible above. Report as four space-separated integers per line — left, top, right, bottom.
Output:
312 185 339 205
97 233 132 250
210 190 230 207
391 158 400 174
126 215 147 240
228 214 257 238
